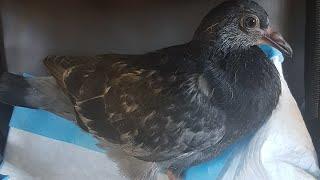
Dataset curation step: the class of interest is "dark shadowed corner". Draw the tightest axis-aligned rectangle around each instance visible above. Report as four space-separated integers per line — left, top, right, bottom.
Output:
305 0 320 163
0 6 13 160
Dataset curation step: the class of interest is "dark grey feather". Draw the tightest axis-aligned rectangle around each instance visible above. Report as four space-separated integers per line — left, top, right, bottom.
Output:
0 73 75 121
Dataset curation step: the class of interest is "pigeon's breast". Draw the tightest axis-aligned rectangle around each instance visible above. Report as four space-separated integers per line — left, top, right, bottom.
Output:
221 47 282 136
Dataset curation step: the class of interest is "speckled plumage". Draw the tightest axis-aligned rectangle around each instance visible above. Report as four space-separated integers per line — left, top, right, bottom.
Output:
44 45 228 162
0 0 290 179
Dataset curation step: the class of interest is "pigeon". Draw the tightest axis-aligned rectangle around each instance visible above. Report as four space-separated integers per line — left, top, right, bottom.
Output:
0 0 293 179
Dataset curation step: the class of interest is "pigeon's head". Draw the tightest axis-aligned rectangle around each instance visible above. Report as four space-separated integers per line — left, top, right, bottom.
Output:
193 0 292 57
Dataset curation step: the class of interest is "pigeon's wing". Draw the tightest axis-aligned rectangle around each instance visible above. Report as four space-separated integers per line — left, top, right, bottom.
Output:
44 45 226 162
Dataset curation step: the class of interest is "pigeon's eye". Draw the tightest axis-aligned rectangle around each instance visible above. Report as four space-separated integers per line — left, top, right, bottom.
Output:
241 14 260 30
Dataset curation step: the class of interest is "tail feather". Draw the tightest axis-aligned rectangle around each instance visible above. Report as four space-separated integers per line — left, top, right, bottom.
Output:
0 72 76 121
0 73 32 108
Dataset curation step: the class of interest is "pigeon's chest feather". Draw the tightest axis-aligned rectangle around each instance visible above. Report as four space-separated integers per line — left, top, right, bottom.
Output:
208 48 282 132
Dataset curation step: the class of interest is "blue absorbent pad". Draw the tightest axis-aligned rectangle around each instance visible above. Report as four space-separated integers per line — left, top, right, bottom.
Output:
9 106 245 179
0 175 8 180
9 107 105 153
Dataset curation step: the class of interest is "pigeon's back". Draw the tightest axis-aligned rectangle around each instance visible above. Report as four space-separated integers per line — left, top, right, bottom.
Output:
42 44 227 164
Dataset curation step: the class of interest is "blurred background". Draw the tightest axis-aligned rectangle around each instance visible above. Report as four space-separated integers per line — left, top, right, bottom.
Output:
0 0 309 156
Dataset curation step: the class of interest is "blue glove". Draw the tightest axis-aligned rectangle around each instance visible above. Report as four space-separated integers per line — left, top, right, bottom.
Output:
184 44 284 180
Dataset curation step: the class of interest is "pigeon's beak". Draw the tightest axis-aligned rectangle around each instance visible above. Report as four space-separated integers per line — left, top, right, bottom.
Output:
258 27 293 57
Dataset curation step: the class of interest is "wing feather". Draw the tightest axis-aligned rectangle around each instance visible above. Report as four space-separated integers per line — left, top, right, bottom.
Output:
43 44 226 162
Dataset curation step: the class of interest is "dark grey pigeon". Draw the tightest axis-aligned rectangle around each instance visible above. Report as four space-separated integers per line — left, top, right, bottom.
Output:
0 0 292 179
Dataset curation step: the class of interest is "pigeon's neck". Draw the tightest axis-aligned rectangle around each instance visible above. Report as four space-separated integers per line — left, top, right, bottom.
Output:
203 46 281 122
186 40 251 65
